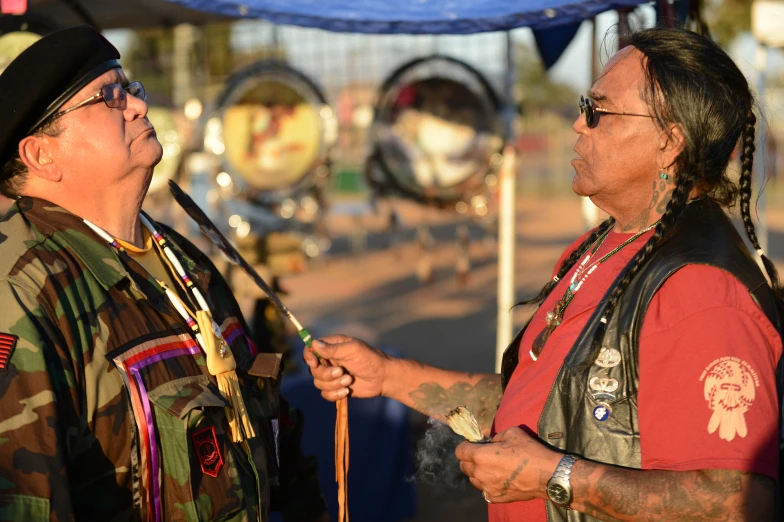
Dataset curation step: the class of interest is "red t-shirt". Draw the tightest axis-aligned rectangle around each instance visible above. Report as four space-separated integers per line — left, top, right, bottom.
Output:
490 230 782 522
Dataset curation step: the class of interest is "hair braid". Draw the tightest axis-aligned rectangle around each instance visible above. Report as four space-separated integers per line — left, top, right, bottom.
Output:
518 218 615 307
737 111 784 300
580 177 695 368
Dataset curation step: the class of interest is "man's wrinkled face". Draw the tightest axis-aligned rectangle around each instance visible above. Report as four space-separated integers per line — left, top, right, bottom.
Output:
44 68 162 194
571 47 662 209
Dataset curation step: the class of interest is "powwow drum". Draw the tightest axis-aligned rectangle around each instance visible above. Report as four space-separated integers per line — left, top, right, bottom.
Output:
367 55 505 212
209 61 336 205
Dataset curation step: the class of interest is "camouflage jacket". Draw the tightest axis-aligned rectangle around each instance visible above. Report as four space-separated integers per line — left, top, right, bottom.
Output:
0 198 326 522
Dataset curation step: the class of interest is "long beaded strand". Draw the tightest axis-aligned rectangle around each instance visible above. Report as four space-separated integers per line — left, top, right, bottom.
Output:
529 219 661 361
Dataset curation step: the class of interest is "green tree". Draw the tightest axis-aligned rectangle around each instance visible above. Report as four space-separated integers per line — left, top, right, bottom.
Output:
126 27 174 101
706 0 753 47
515 42 578 117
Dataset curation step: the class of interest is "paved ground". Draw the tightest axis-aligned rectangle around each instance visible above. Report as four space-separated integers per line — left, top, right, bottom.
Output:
238 192 784 522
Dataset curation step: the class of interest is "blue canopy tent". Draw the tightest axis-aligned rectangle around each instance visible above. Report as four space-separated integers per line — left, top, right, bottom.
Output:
165 0 649 68
163 0 647 34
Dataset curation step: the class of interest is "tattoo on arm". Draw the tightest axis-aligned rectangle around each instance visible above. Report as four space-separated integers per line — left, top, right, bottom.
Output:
573 462 774 521
408 375 502 432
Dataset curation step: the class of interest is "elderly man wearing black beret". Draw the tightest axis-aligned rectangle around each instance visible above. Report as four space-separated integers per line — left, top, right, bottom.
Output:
0 25 329 522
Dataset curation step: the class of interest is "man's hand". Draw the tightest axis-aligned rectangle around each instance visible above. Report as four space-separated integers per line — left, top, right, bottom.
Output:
455 427 561 504
303 335 391 401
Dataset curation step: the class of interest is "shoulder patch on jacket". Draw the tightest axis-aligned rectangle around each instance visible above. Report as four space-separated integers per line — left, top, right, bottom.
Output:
0 333 18 369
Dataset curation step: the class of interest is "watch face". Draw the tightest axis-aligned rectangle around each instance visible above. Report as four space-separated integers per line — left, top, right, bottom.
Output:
547 483 570 505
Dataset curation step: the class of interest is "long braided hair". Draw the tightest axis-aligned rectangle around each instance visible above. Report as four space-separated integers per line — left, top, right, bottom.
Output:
521 27 783 364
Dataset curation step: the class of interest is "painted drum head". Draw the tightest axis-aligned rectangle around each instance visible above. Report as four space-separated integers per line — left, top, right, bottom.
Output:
211 61 334 199
369 56 504 209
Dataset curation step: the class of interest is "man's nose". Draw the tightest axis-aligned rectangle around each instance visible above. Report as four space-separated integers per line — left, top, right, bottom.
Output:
572 112 587 134
124 92 148 120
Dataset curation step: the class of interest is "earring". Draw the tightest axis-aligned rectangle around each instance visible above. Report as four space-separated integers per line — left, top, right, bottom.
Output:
659 170 669 180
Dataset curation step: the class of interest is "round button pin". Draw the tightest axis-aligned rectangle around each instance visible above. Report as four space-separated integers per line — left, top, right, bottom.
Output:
593 403 612 421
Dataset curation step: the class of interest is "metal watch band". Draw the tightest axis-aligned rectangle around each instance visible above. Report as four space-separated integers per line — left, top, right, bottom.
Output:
547 454 580 508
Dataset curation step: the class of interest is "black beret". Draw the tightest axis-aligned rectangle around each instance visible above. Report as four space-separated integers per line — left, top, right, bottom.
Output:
0 25 121 169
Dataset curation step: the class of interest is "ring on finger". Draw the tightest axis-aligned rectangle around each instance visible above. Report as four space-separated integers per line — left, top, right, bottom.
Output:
483 491 491 503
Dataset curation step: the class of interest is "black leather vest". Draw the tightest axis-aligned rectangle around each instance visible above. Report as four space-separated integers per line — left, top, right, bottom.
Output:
500 199 784 522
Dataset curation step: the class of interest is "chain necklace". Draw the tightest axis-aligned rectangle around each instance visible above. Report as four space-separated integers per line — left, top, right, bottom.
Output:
529 220 661 362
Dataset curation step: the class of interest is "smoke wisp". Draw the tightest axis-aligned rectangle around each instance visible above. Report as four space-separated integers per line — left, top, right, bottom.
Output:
413 418 472 491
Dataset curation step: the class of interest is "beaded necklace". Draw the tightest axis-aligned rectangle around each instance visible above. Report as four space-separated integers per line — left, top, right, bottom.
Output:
83 215 255 442
529 220 661 361
84 216 224 354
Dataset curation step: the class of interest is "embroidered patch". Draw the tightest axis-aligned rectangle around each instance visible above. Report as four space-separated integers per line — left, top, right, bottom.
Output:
192 426 224 477
700 357 759 441
0 333 18 370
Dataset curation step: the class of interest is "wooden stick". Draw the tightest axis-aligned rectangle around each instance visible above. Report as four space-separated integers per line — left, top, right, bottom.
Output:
336 396 349 522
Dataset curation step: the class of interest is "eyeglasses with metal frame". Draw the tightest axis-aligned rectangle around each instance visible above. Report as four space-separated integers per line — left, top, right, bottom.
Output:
579 95 653 128
50 81 147 121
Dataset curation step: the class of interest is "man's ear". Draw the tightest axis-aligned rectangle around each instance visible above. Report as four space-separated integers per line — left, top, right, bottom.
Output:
18 135 62 182
659 123 686 169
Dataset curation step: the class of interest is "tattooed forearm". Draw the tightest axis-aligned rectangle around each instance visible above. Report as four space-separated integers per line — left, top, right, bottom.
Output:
408 375 502 433
571 461 774 521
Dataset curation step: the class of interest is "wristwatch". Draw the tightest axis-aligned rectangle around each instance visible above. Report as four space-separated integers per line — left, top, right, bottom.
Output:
546 454 580 508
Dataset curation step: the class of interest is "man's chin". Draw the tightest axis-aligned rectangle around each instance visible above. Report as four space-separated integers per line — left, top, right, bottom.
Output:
571 173 591 198
146 143 164 169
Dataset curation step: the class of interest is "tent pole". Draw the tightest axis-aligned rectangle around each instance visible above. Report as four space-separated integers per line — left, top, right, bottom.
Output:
495 31 517 373
582 18 600 231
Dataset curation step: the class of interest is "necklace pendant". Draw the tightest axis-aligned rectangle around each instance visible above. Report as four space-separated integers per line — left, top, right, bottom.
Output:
531 323 556 359
545 310 561 327
533 305 566 360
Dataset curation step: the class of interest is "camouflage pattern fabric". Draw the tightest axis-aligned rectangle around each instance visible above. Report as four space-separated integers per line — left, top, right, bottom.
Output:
0 197 326 522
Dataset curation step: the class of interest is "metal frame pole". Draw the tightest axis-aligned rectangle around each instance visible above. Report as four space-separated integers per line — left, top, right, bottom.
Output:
495 31 517 372
581 17 601 231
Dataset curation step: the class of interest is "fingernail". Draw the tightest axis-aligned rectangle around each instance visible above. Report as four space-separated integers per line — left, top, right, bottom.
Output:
340 376 352 386
331 368 342 378
313 339 325 347
337 388 349 397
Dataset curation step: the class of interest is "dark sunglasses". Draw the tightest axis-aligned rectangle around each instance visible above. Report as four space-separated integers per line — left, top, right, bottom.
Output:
579 95 652 128
51 81 147 121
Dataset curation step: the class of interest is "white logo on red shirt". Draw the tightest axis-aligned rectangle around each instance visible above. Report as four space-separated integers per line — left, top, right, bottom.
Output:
700 357 759 442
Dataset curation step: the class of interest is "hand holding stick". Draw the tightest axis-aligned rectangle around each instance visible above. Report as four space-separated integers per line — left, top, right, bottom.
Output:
168 180 349 521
